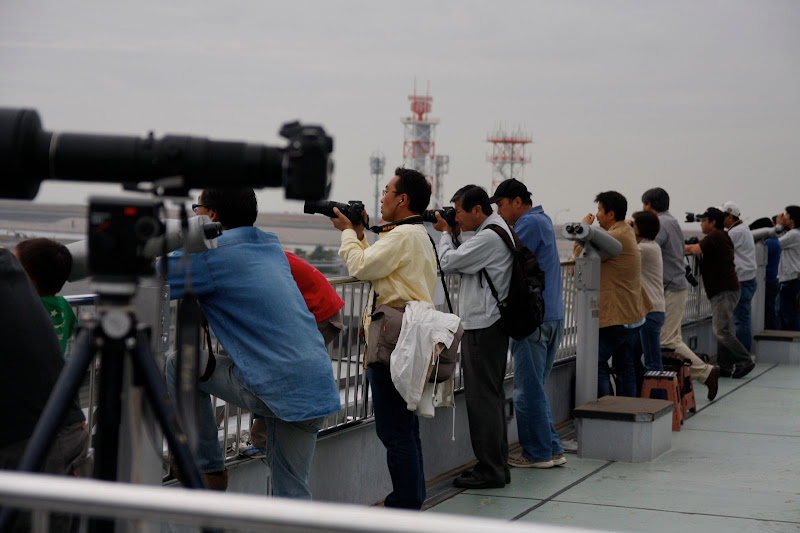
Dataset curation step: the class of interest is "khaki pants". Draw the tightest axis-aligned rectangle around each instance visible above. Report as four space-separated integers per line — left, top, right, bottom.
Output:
662 289 712 383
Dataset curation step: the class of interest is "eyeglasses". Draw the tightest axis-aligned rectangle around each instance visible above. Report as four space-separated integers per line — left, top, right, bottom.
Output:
191 203 209 213
382 189 399 196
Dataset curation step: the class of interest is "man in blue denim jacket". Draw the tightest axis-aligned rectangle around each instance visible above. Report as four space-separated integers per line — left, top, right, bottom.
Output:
162 188 341 499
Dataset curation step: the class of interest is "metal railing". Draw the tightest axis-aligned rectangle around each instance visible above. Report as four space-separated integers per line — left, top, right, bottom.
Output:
63 258 710 470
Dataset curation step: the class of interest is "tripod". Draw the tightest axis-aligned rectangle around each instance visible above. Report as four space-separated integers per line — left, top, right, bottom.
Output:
0 292 207 533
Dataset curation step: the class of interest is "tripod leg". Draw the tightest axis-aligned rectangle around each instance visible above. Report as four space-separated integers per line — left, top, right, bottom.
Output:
131 327 206 489
92 336 125 482
0 324 98 533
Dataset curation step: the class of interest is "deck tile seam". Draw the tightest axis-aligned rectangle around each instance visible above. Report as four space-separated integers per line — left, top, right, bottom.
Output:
460 493 543 502
683 428 800 438
542 498 800 525
510 462 614 521
692 363 779 416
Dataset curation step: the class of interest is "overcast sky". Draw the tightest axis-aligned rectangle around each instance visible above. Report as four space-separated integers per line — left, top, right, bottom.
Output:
1 0 798 225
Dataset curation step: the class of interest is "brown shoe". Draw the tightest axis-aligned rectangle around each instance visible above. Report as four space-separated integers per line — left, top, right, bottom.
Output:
706 365 719 401
202 469 229 491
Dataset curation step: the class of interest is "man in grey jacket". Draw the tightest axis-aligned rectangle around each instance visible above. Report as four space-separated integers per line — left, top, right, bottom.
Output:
642 188 719 400
433 185 514 489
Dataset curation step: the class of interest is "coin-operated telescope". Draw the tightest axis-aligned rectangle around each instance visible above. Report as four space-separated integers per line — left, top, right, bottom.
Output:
561 222 623 259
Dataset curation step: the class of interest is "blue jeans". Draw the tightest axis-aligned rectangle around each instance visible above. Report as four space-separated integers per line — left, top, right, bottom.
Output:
366 364 425 509
779 279 800 331
632 312 665 399
733 278 757 351
765 281 780 330
165 354 323 499
510 320 564 462
598 325 640 398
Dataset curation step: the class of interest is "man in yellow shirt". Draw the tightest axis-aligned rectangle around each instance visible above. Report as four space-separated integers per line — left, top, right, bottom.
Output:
330 167 437 510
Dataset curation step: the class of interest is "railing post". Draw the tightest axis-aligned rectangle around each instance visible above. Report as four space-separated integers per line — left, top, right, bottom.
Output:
573 251 601 407
752 241 768 336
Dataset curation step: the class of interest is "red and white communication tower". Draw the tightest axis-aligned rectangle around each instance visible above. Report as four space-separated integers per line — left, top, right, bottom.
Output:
402 85 445 206
487 126 532 193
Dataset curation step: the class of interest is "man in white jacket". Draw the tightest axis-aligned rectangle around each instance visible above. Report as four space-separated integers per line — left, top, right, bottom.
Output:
433 185 514 489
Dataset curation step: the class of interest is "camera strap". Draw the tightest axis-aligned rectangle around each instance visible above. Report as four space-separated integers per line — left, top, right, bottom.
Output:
369 215 424 234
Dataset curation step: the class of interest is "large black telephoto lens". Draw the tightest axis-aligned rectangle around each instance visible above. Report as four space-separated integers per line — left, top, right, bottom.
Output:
304 200 366 225
0 108 333 201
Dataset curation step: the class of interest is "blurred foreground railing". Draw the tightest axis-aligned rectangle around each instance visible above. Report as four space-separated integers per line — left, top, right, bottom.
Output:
0 471 599 533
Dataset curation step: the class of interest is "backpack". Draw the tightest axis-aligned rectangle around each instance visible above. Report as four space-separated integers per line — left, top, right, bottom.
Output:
481 224 546 341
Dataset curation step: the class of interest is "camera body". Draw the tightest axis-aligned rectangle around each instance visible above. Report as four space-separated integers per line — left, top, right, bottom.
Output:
89 197 165 279
304 200 366 225
422 206 456 228
685 212 698 223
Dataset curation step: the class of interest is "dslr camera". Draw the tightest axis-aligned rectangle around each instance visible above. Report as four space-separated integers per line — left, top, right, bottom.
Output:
304 200 366 225
422 206 457 228
685 212 699 223
683 237 700 287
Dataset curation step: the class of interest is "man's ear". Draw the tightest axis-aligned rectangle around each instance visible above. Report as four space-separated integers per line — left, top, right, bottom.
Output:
207 209 220 223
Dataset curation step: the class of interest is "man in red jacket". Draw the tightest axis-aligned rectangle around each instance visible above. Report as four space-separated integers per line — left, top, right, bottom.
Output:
242 251 345 457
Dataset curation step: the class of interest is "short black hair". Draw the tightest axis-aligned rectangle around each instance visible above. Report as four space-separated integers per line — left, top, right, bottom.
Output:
450 185 473 204
15 238 72 296
786 205 800 227
641 188 669 213
453 185 493 216
394 167 431 214
706 209 725 229
749 217 773 230
632 211 660 240
595 191 627 222
201 188 258 228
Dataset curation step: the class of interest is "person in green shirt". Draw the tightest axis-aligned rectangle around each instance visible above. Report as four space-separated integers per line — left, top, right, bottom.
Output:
14 238 77 352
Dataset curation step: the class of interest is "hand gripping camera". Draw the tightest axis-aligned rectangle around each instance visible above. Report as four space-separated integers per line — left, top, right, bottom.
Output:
422 206 457 228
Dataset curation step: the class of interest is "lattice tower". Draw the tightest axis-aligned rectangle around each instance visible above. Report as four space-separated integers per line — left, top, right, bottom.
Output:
487 126 532 193
402 85 439 199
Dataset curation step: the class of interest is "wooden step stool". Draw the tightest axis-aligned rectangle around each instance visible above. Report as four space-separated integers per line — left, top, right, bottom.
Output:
662 354 697 416
641 370 683 431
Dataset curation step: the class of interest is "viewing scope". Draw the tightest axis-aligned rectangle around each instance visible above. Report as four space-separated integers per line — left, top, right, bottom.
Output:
561 222 622 258
0 108 333 200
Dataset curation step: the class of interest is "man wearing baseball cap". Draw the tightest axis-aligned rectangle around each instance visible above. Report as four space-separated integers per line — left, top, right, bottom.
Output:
720 201 758 352
685 207 755 378
489 179 566 469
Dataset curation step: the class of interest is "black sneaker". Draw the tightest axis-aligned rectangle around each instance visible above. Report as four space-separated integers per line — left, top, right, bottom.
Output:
718 366 733 378
732 360 755 379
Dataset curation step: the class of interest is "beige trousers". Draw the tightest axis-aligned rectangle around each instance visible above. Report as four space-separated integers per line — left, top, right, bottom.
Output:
662 289 712 383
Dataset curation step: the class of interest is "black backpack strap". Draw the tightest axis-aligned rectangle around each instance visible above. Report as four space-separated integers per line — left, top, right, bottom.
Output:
481 269 501 306
480 224 516 307
429 235 454 314
484 224 519 252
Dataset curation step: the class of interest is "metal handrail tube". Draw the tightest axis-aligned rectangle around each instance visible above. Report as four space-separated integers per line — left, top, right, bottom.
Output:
0 471 601 533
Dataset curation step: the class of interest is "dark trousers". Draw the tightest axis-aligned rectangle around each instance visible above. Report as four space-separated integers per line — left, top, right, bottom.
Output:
462 321 510 484
779 279 800 331
366 364 425 509
598 325 640 397
765 281 780 330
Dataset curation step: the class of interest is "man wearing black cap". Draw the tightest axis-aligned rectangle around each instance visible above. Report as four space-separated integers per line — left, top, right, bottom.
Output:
489 179 566 469
685 207 755 378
